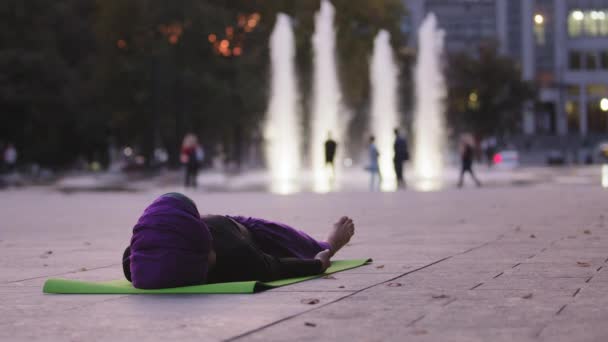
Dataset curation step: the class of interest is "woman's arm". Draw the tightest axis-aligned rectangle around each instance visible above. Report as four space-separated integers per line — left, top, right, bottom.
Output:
205 215 327 283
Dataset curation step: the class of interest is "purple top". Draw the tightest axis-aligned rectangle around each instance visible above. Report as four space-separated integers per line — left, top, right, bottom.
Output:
228 216 330 260
129 194 212 289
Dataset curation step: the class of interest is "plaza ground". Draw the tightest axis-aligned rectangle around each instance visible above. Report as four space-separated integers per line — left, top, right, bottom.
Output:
1 179 607 341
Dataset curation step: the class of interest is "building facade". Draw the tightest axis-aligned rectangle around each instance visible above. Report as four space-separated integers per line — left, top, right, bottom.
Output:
404 0 608 137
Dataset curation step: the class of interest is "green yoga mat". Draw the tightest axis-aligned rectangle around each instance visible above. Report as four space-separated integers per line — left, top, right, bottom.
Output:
43 259 371 294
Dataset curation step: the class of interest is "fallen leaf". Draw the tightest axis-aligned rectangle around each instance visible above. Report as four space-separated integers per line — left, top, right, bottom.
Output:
432 294 449 299
338 285 345 289
413 329 428 335
529 234 536 238
80 267 88 272
584 230 591 235
43 264 48 267
304 322 317 327
323 275 337 280
387 282 402 287
515 226 522 232
522 293 533 299
577 262 591 267
376 265 385 269
300 298 320 305
84 242 92 246
46 250 53 255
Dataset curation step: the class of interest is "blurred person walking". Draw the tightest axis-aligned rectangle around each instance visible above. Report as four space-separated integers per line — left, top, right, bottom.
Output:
324 132 337 179
366 136 381 191
458 134 481 188
181 134 202 188
4 143 17 173
393 128 409 188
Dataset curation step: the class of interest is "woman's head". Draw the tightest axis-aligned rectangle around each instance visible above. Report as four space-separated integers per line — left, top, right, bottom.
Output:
182 133 198 148
126 193 212 289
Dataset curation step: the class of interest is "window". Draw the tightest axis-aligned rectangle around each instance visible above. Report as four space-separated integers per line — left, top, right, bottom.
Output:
568 9 608 37
567 85 580 96
569 51 582 69
534 14 546 45
601 51 608 69
565 100 580 133
586 52 598 69
588 101 608 133
587 84 608 97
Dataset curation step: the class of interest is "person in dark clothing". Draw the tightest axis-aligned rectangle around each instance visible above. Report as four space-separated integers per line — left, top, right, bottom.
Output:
458 134 482 188
324 132 338 177
181 134 201 188
122 193 355 289
393 129 409 188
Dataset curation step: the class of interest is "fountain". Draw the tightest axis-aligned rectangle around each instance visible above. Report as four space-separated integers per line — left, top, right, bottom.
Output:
311 0 344 192
412 13 446 191
264 14 301 194
370 30 399 191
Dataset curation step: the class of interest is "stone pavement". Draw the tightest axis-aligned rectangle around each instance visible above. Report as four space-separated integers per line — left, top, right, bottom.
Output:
1 184 607 341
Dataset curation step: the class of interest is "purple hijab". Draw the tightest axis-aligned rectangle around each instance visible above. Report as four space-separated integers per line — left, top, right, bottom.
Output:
129 193 211 289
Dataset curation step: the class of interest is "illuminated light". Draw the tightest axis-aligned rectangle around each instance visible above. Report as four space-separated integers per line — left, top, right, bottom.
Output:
123 147 133 157
232 46 242 56
601 98 608 112
572 10 584 21
208 34 216 43
226 26 234 36
493 153 503 165
116 39 127 49
237 15 246 27
247 18 258 28
534 14 544 24
602 164 608 188
168 24 183 36
251 13 261 21
220 40 230 49
565 101 575 114
598 12 606 20
590 11 602 20
168 34 179 45
469 92 478 102
221 48 232 57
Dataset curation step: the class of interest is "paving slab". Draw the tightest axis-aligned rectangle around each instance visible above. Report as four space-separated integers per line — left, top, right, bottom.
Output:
1 184 608 341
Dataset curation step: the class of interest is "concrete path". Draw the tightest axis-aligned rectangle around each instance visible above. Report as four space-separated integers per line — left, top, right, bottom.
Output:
1 184 607 341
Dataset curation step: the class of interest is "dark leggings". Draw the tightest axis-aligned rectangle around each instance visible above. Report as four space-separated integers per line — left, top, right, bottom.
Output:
184 166 198 188
458 163 481 187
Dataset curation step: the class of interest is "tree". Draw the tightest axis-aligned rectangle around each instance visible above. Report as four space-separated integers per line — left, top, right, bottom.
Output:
446 43 537 138
0 0 101 166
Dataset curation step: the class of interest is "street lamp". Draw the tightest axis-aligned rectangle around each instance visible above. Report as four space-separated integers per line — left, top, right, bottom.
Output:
534 14 544 25
600 98 608 112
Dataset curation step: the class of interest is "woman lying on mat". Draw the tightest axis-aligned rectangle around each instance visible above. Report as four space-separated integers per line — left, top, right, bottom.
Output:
122 193 355 289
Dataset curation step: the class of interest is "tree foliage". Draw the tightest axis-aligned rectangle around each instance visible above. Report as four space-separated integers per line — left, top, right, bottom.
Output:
1 0 407 168
446 44 537 138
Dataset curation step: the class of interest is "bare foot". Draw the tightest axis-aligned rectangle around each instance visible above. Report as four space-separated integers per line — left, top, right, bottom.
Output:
314 249 331 272
326 216 355 257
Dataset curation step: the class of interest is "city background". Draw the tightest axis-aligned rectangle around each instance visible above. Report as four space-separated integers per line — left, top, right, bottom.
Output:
1 0 608 190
